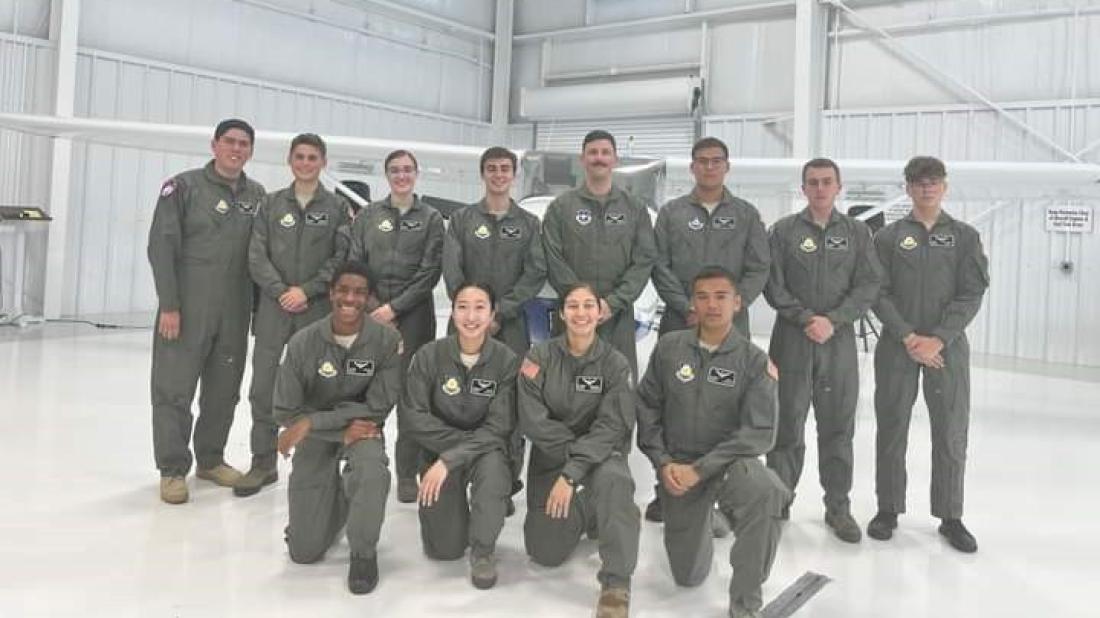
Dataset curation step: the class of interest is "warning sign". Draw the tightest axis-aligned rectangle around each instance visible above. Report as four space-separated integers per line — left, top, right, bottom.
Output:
1045 205 1093 233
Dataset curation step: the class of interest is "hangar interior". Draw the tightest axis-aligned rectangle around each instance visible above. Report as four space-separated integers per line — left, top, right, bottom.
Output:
1 1 1099 617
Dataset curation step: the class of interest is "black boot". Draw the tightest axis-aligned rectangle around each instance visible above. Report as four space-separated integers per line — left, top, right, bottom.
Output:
867 511 898 541
938 519 977 553
645 486 663 523
348 554 379 594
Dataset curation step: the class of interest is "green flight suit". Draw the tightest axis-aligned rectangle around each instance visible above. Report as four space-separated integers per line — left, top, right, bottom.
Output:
398 335 518 560
763 208 882 512
651 189 770 337
273 315 404 563
147 160 265 476
349 195 445 481
247 183 350 467
636 329 789 613
872 211 989 519
518 335 639 589
542 185 656 378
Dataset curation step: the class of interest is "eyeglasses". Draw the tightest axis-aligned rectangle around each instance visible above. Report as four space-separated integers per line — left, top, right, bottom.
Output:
692 157 728 169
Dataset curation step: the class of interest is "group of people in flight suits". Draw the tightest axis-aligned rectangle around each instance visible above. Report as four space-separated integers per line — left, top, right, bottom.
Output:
145 118 989 618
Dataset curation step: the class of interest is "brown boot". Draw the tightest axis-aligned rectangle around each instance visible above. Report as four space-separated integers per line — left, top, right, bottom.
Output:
196 463 244 487
160 476 188 504
595 586 630 618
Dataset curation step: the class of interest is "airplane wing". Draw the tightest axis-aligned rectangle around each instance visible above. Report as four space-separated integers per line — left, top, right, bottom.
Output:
3 112 1098 196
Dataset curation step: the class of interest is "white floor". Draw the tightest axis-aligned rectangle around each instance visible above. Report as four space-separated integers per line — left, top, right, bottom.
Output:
2 322 1099 617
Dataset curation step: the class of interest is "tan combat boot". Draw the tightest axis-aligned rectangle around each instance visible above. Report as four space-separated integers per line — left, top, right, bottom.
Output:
196 463 244 487
595 586 630 618
160 476 188 504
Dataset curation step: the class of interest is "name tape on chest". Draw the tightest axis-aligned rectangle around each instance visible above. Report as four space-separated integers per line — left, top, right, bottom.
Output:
575 375 604 393
501 225 522 239
825 236 849 250
706 366 737 387
929 233 956 248
346 359 375 376
237 201 257 216
470 378 498 397
400 219 423 232
305 212 330 226
712 216 736 230
605 212 627 225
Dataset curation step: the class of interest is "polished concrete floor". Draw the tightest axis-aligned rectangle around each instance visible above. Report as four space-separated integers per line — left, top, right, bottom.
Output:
1 321 1098 617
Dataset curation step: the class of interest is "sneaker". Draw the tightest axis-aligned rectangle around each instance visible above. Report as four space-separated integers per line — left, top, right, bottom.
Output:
825 509 862 543
160 476 188 504
867 511 898 541
348 554 379 594
595 586 630 618
470 554 497 590
233 465 278 497
196 464 245 487
938 519 977 553
712 506 731 538
397 477 418 503
645 495 663 523
729 603 761 618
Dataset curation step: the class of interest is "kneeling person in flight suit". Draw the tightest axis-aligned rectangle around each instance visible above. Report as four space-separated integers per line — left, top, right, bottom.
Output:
239 133 351 497
273 261 404 594
399 282 518 589
637 266 790 618
519 282 640 618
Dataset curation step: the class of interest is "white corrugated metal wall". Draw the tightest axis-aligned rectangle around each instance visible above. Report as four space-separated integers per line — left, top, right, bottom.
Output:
0 0 535 318
535 117 695 158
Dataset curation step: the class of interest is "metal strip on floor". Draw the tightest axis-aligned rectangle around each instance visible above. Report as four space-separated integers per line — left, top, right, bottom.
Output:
762 571 832 618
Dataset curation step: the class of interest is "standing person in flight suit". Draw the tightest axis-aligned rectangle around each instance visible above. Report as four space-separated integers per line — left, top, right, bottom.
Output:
443 146 546 509
273 261 404 594
399 282 518 590
541 130 656 380
868 156 989 553
645 136 771 525
763 159 882 541
348 149 445 503
147 118 266 504
637 266 790 618
237 133 351 497
518 282 640 618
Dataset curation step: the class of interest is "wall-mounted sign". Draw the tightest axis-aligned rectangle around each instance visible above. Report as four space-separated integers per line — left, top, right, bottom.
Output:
1046 205 1093 233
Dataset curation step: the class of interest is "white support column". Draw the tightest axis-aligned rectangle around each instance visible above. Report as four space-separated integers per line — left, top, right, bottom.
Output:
792 0 827 159
43 0 80 318
490 0 514 141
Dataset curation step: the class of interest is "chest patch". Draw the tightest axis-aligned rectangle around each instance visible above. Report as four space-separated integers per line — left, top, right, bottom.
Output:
474 224 491 239
688 217 704 231
441 377 461 396
378 219 394 232
470 378 498 397
305 212 329 226
799 237 818 253
825 236 849 250
318 361 338 379
279 213 297 228
575 375 604 393
400 219 423 232
576 209 592 225
929 234 956 248
500 225 522 240
675 363 695 383
706 366 737 387
214 199 230 215
899 235 919 250
713 217 736 230
605 212 626 225
236 201 257 216
345 359 374 376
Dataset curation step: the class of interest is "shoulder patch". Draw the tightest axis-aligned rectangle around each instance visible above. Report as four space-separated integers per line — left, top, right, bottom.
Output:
520 358 540 380
159 180 176 198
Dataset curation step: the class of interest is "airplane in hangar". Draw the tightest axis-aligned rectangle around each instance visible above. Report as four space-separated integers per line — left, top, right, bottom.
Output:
3 111 1099 339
